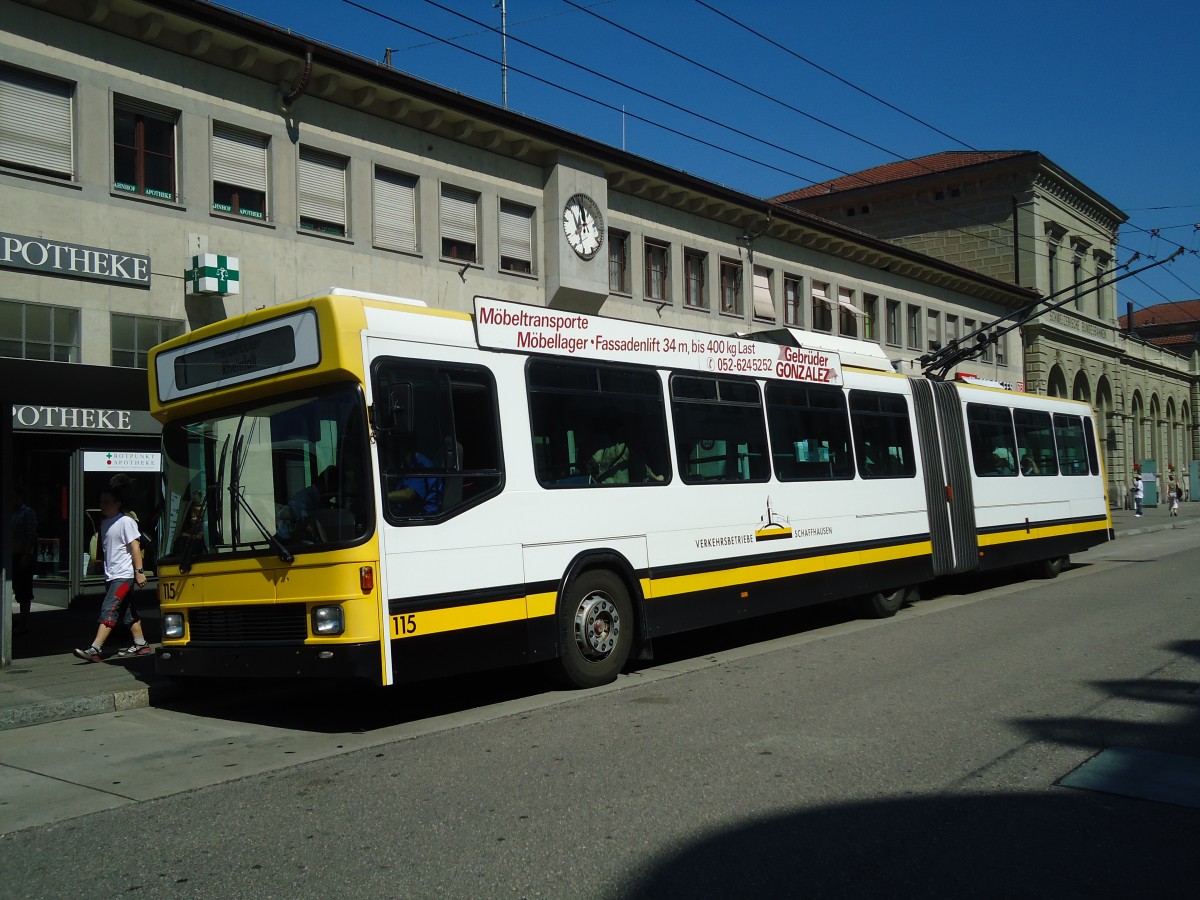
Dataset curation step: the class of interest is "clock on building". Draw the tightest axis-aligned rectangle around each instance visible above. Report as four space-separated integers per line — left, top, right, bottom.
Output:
562 193 604 260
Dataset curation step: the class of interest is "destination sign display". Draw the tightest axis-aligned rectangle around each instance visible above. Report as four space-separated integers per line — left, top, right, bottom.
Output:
154 309 320 403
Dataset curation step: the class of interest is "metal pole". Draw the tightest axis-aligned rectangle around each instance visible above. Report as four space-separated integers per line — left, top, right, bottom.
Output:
497 0 508 108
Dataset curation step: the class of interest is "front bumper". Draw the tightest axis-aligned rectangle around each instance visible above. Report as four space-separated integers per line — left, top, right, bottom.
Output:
155 642 382 682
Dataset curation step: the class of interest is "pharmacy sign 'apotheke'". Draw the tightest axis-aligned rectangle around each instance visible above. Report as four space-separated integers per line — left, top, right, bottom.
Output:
0 232 150 287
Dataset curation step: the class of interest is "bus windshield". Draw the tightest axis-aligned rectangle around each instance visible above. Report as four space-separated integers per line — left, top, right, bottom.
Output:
159 383 372 563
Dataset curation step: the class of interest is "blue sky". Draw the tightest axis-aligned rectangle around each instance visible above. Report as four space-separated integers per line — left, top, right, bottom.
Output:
219 0 1199 314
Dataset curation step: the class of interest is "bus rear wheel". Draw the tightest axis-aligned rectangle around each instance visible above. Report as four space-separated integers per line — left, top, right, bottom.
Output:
555 569 633 689
857 587 906 619
1038 555 1068 579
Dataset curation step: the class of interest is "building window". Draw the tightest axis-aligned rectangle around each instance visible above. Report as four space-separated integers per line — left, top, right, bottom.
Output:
684 249 707 309
995 332 1007 367
0 65 74 179
927 309 940 351
439 184 479 262
1072 247 1083 310
964 318 976 356
885 299 900 346
212 122 268 220
906 304 921 350
298 146 348 236
111 314 185 368
752 266 774 320
499 200 535 274
1047 240 1058 295
946 314 959 346
373 166 418 253
0 300 79 362
720 259 743 315
645 240 668 301
784 275 803 326
113 97 177 201
812 281 832 332
837 287 859 338
862 294 878 341
1070 239 1090 312
609 229 630 293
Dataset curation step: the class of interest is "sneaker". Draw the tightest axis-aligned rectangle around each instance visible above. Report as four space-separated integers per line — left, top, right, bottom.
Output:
73 645 103 663
1135 514 1143 517
116 643 153 658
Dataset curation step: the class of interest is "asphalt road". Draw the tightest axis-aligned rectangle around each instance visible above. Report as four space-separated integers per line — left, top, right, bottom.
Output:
3 528 1200 898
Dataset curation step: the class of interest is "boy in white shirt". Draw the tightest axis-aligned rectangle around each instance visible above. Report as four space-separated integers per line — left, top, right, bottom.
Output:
72 480 151 662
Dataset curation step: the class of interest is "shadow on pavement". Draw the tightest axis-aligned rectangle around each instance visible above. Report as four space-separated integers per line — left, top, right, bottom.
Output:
617 791 1200 898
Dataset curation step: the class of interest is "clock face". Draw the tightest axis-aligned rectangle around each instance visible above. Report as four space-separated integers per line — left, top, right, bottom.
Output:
563 193 604 260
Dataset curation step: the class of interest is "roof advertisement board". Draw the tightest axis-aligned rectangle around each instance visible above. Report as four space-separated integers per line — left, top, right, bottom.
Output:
474 297 843 385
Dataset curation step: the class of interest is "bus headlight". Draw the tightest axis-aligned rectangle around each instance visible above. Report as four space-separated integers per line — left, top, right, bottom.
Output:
311 605 345 636
162 613 186 640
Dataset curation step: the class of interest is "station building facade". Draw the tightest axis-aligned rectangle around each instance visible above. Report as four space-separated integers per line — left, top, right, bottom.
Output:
774 151 1199 504
2 0 1040 652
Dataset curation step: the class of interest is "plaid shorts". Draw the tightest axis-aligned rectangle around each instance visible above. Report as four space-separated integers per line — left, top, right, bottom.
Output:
99 578 140 628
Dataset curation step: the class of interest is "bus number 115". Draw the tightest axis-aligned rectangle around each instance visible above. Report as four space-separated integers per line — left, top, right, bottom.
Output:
392 613 418 637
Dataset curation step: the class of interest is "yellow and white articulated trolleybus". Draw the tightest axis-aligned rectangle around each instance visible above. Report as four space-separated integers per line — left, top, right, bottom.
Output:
149 289 1111 688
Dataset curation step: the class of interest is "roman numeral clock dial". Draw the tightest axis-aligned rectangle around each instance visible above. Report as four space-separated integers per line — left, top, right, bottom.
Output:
563 193 604 260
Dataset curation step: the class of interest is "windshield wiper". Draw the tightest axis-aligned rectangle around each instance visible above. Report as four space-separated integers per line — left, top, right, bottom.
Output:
227 419 293 564
228 485 294 564
179 434 229 574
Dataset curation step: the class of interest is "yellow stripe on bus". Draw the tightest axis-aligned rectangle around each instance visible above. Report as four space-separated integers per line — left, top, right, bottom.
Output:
390 544 931 639
391 597 527 639
977 519 1109 547
652 539 932 597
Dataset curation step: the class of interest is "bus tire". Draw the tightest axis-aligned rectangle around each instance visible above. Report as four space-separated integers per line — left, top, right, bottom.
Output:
555 569 633 689
1038 555 1067 579
857 587 905 619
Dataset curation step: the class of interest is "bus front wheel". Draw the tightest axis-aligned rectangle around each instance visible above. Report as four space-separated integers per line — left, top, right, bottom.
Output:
556 569 633 689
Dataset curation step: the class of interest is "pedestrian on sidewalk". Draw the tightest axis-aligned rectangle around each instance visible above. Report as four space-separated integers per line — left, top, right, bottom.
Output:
73 476 151 663
10 489 38 633
1170 484 1181 516
1132 473 1144 517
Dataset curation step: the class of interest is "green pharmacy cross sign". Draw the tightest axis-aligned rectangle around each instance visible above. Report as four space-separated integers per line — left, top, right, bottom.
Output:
185 253 240 296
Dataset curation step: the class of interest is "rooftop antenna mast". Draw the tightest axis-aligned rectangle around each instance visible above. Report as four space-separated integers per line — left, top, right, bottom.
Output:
494 0 508 108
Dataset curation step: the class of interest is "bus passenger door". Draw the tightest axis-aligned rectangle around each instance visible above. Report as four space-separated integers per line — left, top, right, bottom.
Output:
910 379 978 575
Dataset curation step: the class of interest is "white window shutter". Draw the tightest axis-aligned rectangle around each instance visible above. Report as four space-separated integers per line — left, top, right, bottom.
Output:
212 123 268 192
298 147 347 226
441 185 478 244
752 269 774 319
374 168 418 252
0 67 73 177
499 201 532 264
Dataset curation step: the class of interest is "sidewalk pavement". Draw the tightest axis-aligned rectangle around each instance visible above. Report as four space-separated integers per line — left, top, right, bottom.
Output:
4 501 1199 731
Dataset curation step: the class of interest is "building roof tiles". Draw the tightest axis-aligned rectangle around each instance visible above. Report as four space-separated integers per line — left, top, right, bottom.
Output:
770 151 1035 203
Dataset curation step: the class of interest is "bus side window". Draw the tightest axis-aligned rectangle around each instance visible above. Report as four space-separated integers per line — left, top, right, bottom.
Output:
965 403 1017 477
528 359 670 488
1014 408 1058 476
671 375 769 485
849 390 916 479
374 361 503 521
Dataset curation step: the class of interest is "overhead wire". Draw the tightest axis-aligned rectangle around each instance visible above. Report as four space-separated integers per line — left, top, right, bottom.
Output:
334 0 1192 311
690 0 977 153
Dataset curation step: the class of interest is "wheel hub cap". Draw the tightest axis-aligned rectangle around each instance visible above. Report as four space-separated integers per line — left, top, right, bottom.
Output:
575 592 620 660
